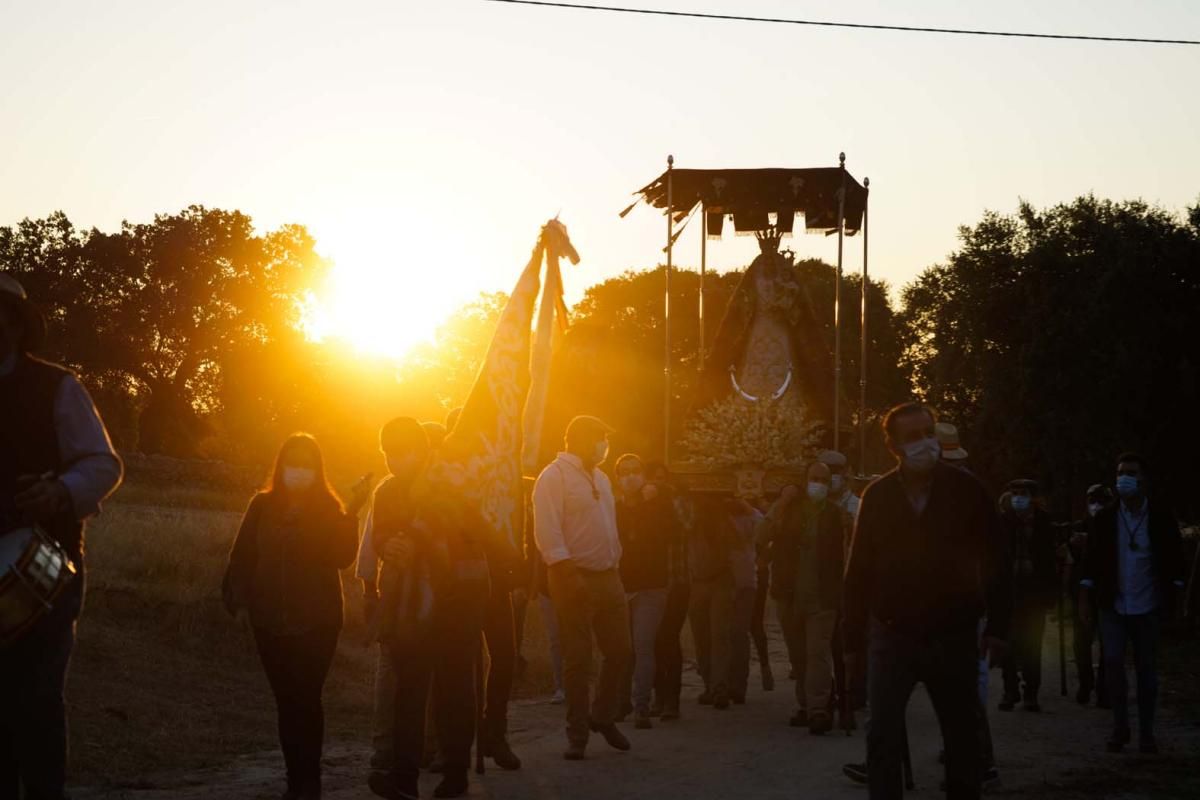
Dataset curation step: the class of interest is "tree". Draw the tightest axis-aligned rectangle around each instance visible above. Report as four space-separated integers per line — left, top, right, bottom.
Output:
900 196 1200 516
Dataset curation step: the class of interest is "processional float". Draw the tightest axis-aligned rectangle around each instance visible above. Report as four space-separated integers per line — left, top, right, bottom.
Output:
622 155 871 495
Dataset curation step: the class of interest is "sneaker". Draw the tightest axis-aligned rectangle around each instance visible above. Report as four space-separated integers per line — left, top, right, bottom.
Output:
589 720 632 751
482 728 522 771
1106 726 1131 753
842 763 868 785
981 766 1000 790
634 709 653 729
550 688 566 705
368 772 417 800
713 688 731 710
789 708 808 727
998 694 1018 712
433 771 469 799
563 742 586 761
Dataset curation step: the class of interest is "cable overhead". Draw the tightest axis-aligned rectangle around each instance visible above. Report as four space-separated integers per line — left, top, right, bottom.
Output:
483 0 1200 46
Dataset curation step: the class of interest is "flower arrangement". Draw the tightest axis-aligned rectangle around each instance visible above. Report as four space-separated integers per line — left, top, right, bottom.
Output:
679 395 822 471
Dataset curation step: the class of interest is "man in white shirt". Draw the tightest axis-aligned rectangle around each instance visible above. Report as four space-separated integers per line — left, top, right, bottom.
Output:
533 415 632 760
1080 453 1185 754
1 273 123 800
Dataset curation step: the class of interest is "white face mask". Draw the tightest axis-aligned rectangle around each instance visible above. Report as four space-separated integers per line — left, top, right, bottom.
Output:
1087 502 1103 518
830 474 845 494
282 466 316 492
593 440 610 465
901 436 940 474
807 482 829 503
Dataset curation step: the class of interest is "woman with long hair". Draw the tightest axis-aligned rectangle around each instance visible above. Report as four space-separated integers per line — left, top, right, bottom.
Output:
223 433 369 800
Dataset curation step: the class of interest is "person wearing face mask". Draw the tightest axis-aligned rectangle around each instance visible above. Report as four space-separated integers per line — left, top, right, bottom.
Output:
843 402 1010 800
532 415 632 761
1065 485 1113 707
613 453 675 729
0 274 123 800
757 462 844 734
223 433 367 800
997 479 1057 713
1079 453 1185 755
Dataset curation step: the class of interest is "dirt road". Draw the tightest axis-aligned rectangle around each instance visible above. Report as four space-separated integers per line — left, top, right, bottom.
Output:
75 621 1199 800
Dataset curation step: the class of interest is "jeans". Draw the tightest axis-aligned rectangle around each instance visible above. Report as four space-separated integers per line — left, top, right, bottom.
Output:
867 619 981 800
253 624 340 795
538 594 564 693
778 602 836 713
0 560 84 800
548 568 632 746
1071 591 1106 699
690 575 751 696
1099 609 1160 740
653 583 690 710
624 588 667 712
1001 602 1046 702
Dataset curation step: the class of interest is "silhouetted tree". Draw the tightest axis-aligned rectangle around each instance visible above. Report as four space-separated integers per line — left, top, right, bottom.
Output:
900 195 1200 516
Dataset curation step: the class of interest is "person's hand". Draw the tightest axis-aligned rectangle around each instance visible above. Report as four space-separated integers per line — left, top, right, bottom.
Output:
382 535 415 568
982 636 1008 666
641 483 659 502
347 476 373 516
14 476 71 521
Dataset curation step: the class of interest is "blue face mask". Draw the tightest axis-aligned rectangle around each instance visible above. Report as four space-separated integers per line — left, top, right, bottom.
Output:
1011 495 1031 513
1116 474 1140 498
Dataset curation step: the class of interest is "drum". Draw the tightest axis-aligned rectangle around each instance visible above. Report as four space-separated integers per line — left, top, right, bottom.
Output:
0 525 77 647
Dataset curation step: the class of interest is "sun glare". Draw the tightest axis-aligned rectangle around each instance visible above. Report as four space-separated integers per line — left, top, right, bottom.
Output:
302 230 463 361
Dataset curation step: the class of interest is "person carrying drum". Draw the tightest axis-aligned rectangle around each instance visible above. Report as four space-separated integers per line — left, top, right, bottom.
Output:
0 273 123 800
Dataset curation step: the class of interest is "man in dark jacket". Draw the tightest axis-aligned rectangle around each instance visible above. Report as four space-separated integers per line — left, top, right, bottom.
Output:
843 402 1009 800
758 461 844 734
0 274 123 800
1079 453 1185 754
997 479 1058 712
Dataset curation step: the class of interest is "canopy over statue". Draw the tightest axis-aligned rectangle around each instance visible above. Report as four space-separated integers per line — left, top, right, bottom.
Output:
624 155 871 495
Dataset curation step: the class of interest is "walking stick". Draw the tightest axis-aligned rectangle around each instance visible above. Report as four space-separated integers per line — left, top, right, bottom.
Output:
475 632 486 775
1058 586 1068 697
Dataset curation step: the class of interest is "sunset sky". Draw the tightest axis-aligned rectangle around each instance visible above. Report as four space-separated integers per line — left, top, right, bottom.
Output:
2 0 1198 357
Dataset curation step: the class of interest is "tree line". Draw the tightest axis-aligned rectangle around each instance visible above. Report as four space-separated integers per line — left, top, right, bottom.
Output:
3 196 1197 518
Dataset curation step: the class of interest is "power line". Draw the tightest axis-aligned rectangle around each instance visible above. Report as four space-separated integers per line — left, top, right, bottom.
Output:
483 0 1200 46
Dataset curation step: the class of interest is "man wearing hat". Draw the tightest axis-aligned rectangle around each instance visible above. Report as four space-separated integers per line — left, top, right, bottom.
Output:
533 415 632 760
0 273 123 799
998 478 1058 712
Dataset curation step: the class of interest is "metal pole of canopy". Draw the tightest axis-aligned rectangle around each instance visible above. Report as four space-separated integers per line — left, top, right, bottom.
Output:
664 155 674 462
834 152 846 453
860 177 870 474
699 205 707 368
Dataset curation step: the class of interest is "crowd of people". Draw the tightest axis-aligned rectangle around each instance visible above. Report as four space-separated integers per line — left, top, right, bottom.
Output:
0 272 1192 800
